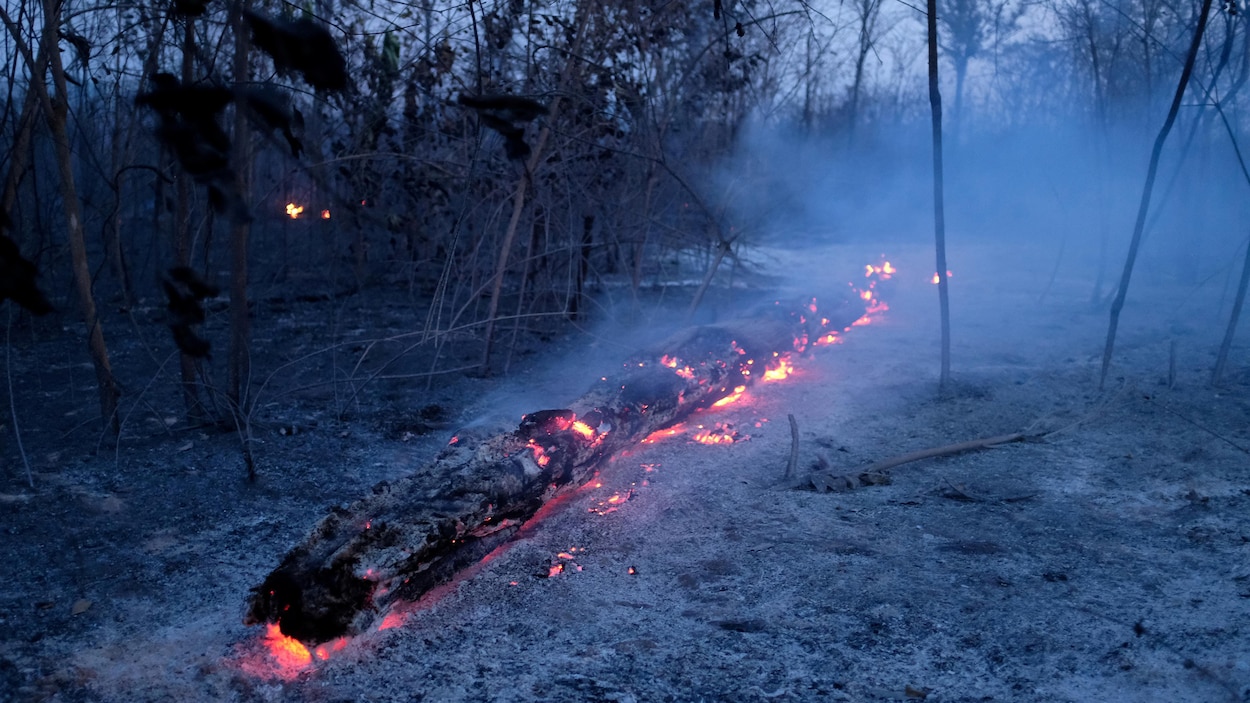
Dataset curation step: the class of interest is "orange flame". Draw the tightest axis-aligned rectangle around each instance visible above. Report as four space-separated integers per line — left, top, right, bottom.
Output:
263 623 312 672
285 203 304 219
763 354 794 382
932 270 952 284
321 209 331 220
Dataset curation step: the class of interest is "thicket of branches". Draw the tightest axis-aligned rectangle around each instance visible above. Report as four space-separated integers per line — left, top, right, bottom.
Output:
0 0 1246 456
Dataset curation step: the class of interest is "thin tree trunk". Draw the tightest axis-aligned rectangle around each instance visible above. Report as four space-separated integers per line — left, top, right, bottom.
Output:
927 0 952 390
1212 234 1250 385
229 2 253 429
1099 0 1213 389
175 15 207 421
35 0 120 431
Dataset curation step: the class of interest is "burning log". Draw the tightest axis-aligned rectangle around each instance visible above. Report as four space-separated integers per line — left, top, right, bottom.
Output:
246 277 888 646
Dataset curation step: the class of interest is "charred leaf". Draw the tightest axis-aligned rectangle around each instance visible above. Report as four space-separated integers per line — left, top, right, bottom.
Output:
244 10 348 92
162 266 219 358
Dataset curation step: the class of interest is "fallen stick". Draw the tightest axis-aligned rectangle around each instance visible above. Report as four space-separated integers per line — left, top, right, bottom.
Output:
856 432 1028 474
785 414 799 479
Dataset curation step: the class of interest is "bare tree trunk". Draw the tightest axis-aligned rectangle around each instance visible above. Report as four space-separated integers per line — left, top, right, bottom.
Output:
1099 0 1213 389
33 0 120 431
1212 234 1250 385
927 0 952 390
175 15 208 422
228 2 253 424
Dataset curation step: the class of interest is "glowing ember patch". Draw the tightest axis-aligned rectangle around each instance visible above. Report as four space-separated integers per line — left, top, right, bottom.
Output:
642 424 686 443
527 440 551 467
628 566 637 575
320 209 331 219
675 365 695 379
711 385 747 407
661 355 679 368
763 355 795 381
313 637 348 660
931 270 952 284
570 421 595 439
860 290 874 301
692 422 746 444
263 622 312 670
378 611 407 630
547 562 564 578
285 203 304 219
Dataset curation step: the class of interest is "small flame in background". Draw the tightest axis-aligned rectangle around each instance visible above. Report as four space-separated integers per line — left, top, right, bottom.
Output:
285 203 304 219
321 209 331 220
931 270 952 284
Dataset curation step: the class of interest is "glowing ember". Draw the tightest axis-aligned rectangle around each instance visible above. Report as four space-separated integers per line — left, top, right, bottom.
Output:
527 439 551 467
932 270 952 284
866 261 896 279
642 424 686 443
589 487 636 515
321 209 331 219
285 203 304 219
378 611 407 630
692 422 746 444
711 385 747 407
313 637 348 661
570 420 595 439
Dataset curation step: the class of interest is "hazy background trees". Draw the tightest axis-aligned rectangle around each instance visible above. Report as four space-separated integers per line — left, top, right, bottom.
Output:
1 0 1246 455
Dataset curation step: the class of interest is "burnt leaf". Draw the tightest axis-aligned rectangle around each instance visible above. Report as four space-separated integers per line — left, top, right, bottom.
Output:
457 93 548 122
162 266 219 358
171 0 212 16
238 86 303 157
244 10 348 92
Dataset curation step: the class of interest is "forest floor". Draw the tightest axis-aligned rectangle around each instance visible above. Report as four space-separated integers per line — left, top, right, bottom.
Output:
1 237 1248 702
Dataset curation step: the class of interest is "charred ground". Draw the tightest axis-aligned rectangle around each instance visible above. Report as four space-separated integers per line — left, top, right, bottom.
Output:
1 240 1248 702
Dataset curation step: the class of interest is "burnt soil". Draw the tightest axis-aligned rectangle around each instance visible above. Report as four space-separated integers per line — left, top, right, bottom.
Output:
1 239 1248 702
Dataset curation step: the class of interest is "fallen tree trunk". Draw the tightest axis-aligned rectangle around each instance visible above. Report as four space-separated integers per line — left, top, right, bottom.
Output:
246 289 875 645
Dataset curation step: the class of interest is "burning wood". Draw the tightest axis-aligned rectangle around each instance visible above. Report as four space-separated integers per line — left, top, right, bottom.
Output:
245 268 891 647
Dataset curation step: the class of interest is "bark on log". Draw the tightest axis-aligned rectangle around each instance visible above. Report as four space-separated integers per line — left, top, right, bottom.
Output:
246 291 872 645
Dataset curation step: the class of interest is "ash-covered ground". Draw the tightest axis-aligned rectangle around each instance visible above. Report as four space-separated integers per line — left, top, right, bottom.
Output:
1 239 1248 702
